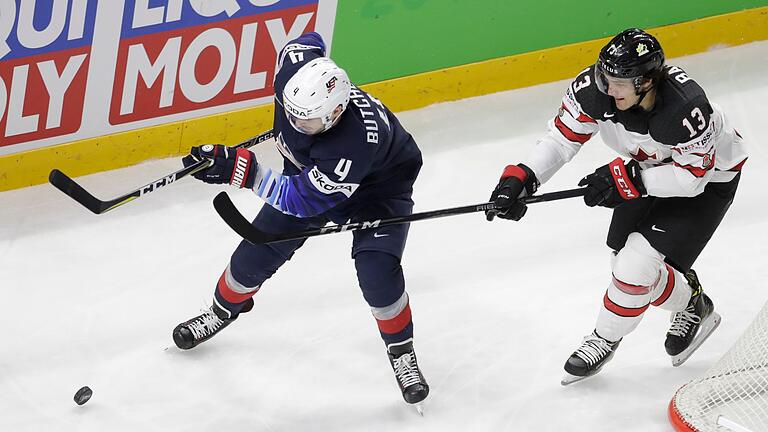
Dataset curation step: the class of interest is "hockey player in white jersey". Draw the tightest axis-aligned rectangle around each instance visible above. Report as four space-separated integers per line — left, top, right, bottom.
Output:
485 28 747 384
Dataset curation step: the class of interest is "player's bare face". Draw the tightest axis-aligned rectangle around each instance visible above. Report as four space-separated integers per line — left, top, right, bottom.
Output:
605 76 640 110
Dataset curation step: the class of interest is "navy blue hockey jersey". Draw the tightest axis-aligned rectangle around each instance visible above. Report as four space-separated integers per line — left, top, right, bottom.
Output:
250 33 421 221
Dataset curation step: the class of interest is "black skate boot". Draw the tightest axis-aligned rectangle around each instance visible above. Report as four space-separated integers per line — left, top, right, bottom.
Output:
173 299 252 350
665 269 721 366
562 331 621 385
387 338 429 414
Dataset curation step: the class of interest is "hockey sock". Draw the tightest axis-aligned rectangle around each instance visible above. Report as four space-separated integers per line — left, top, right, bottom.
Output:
597 274 652 342
650 264 693 311
214 266 260 317
372 292 414 346
596 233 662 341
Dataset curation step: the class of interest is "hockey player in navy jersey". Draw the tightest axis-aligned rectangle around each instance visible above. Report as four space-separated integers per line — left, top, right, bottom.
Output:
486 29 747 384
172 32 428 408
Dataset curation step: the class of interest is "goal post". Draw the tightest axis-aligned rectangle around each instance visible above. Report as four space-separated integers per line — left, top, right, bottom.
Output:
668 301 768 432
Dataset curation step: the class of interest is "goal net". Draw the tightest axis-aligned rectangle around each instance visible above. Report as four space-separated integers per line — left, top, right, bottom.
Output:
669 301 768 432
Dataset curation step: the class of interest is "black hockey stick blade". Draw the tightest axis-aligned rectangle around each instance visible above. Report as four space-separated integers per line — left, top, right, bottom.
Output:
49 168 141 214
49 163 209 214
213 187 587 245
49 129 275 214
213 192 274 244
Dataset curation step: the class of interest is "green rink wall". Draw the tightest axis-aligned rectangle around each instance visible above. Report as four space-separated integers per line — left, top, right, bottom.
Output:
332 0 768 84
2 3 768 192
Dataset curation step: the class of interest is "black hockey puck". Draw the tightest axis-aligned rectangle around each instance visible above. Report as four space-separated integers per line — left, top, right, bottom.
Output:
74 386 93 405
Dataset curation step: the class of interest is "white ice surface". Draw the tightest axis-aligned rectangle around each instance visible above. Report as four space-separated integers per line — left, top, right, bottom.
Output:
1 41 767 432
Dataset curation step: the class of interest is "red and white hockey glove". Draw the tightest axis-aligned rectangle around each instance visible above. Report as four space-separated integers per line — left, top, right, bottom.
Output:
579 157 646 208
182 144 258 189
486 163 539 221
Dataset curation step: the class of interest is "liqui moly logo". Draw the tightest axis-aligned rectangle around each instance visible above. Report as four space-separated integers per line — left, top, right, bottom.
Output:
111 0 322 124
0 0 97 147
0 1 338 152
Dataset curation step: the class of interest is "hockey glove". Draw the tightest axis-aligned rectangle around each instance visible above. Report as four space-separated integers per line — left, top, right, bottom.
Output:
486 164 539 221
182 144 258 189
579 157 646 208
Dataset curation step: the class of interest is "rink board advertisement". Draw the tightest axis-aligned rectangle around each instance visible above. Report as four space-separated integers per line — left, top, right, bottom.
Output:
0 0 338 154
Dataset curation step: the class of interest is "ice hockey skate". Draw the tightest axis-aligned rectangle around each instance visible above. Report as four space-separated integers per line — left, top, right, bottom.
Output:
387 338 429 414
173 299 252 350
665 269 721 367
562 331 621 385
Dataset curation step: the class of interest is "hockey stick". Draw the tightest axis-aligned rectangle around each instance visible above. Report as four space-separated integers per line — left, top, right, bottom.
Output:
213 187 587 245
49 129 275 214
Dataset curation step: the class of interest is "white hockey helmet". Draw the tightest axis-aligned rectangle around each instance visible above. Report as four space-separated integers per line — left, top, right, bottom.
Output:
282 57 351 135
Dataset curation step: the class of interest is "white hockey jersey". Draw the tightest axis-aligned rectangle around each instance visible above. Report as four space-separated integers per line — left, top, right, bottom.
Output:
524 65 748 197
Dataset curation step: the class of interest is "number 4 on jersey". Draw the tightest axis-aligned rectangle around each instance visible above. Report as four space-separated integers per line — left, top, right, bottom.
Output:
334 158 352 181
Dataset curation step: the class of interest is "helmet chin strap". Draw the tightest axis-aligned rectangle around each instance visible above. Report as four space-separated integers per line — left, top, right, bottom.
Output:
630 78 654 110
630 90 649 109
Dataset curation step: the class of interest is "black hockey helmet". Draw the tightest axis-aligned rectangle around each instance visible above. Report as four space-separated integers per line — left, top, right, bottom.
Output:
595 28 665 95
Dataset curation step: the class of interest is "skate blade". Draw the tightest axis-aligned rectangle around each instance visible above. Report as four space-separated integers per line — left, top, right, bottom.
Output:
415 403 424 416
561 372 592 386
671 312 722 367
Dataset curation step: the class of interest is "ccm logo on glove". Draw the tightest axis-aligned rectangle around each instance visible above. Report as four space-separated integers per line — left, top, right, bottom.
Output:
579 157 646 208
610 158 641 200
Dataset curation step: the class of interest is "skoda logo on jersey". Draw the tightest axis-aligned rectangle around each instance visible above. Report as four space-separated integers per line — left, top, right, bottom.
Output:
308 167 358 197
312 171 353 193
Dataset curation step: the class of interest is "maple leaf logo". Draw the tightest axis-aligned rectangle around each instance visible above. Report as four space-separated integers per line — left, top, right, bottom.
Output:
631 147 657 161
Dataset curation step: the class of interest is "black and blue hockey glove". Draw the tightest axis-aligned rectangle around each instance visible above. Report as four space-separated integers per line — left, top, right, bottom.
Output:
182 144 258 189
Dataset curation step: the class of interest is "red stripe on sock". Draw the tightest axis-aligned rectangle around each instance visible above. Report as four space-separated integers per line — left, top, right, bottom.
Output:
603 293 649 317
376 304 412 334
216 271 256 304
651 265 676 306
612 275 651 295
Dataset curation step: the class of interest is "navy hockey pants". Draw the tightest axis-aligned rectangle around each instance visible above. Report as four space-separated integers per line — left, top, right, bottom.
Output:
214 194 416 345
